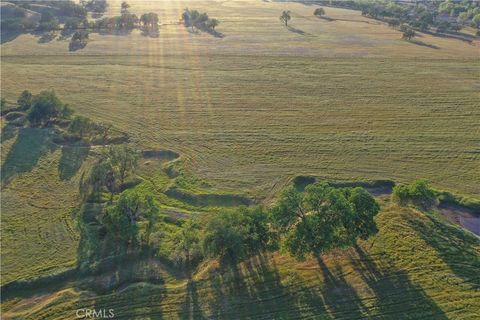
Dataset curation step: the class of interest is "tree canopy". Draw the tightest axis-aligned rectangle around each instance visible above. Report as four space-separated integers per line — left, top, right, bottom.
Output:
182 8 220 33
84 144 139 201
271 183 379 260
171 219 202 268
17 90 33 111
280 10 291 26
27 91 65 126
314 8 326 17
402 27 416 40
104 190 159 243
68 115 93 138
202 206 272 265
140 12 159 29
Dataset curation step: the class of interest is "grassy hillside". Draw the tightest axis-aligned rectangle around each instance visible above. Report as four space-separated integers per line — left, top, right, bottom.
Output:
0 126 85 284
1 0 479 318
2 203 479 319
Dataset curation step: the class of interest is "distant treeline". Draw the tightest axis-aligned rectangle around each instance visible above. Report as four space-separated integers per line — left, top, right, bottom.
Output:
302 0 480 33
2 90 123 146
1 1 161 50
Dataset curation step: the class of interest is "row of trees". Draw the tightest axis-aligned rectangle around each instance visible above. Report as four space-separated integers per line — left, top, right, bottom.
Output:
90 2 159 34
439 0 480 27
278 7 414 42
313 0 480 33
80 0 108 14
88 175 381 269
15 90 73 127
2 0 106 34
173 179 441 268
173 183 380 268
3 1 159 51
10 90 114 144
182 8 220 33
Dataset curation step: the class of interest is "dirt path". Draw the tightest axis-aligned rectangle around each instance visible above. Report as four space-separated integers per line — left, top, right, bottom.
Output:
436 204 480 236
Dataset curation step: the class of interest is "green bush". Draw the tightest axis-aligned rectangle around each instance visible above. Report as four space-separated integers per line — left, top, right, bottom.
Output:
393 179 436 209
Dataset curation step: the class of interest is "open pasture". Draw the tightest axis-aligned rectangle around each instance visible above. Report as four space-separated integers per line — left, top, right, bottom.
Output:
1 1 479 318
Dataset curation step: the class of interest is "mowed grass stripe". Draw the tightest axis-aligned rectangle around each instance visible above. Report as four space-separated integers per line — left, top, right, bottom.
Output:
2 56 479 195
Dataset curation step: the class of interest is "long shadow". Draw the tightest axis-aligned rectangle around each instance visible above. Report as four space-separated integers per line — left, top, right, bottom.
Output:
406 213 480 288
0 124 18 143
287 26 308 36
408 39 440 49
420 28 474 44
1 128 57 184
77 268 165 320
179 280 206 319
317 16 335 22
206 255 329 319
141 27 160 38
204 28 225 38
316 255 369 319
97 28 134 36
352 245 448 319
58 145 90 180
0 30 23 44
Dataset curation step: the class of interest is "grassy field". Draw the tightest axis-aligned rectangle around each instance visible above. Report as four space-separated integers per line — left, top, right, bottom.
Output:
1 0 480 318
2 202 479 319
2 1 479 197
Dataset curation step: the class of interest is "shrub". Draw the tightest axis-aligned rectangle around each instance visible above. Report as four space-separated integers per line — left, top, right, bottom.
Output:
69 31 89 51
17 90 33 110
393 179 437 209
314 8 326 17
402 28 415 40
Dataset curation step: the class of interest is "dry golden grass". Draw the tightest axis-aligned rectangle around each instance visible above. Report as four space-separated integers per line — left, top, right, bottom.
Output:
1 0 479 309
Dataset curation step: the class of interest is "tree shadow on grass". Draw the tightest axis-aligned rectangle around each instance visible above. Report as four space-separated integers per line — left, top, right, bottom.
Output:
317 16 335 22
1 128 57 184
352 245 448 319
0 125 18 143
204 28 225 38
205 255 330 319
1 31 21 44
77 276 166 320
179 280 206 319
315 255 369 319
405 213 480 288
408 39 440 49
287 26 308 36
58 145 90 180
141 28 160 38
